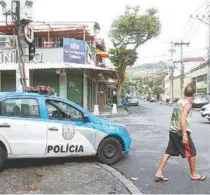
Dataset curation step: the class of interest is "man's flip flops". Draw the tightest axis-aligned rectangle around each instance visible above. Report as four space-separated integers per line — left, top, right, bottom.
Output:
154 177 169 182
191 175 206 181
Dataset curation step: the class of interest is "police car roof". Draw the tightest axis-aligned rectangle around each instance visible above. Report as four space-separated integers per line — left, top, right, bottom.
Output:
0 92 50 98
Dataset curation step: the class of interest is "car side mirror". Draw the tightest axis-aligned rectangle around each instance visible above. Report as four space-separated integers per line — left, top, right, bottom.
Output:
83 114 90 122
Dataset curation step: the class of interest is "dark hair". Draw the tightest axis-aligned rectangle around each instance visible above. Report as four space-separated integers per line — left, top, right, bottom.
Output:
184 86 196 97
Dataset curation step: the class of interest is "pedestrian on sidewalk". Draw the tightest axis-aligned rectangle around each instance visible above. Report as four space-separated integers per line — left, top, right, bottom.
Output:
154 86 206 182
122 95 130 114
165 94 170 105
112 90 117 104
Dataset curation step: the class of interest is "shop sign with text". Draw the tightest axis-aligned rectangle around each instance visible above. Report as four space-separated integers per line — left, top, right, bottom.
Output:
63 38 86 64
0 49 42 63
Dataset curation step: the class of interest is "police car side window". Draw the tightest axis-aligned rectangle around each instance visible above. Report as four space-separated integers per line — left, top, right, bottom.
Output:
46 100 83 121
0 98 40 118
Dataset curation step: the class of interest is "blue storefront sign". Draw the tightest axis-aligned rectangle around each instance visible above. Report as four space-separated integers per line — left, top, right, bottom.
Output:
63 38 86 64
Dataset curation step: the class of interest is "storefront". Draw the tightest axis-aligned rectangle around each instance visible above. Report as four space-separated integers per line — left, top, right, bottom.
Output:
97 82 106 108
67 71 83 107
1 70 16 92
31 70 60 96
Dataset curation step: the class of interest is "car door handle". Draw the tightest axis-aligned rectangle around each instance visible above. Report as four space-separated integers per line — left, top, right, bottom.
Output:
48 127 58 131
0 123 10 128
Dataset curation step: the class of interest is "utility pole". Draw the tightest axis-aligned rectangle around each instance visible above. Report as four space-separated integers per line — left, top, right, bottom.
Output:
174 41 190 98
0 0 34 92
168 41 176 102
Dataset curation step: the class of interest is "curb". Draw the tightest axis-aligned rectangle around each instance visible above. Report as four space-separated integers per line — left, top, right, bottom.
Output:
102 113 128 118
97 163 142 194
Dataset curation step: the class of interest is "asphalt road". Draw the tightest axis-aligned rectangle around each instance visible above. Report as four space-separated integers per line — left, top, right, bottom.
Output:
111 100 210 194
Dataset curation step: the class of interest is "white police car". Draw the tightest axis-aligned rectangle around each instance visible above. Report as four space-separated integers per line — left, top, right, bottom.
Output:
0 86 131 169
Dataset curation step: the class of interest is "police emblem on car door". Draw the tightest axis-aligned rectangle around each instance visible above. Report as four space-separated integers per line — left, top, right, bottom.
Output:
62 125 75 140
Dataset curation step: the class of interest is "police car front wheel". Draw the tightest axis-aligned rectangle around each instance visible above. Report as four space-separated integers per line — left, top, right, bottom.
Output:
97 137 123 165
0 146 5 170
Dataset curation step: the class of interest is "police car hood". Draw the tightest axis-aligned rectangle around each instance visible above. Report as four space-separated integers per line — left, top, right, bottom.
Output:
90 115 125 128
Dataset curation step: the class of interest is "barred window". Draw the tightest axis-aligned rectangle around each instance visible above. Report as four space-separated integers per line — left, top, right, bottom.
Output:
197 74 207 82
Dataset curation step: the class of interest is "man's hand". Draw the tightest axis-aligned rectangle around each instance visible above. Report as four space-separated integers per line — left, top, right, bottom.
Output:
182 133 189 144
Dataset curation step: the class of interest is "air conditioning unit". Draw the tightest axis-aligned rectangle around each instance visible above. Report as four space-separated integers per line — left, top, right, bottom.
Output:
13 0 34 23
0 0 11 15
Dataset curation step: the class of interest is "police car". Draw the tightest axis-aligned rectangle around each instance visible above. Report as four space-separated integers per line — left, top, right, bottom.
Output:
0 86 131 169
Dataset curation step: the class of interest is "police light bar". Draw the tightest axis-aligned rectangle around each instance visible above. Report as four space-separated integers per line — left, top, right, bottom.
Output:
26 86 54 95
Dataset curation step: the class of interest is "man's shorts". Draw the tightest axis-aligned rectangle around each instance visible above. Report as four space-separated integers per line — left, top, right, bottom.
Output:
165 131 196 158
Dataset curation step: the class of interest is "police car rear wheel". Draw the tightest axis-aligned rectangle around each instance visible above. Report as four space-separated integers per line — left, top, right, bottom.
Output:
0 147 5 170
97 137 122 165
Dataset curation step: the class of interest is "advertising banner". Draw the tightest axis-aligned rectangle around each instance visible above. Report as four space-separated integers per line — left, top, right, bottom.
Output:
63 38 86 64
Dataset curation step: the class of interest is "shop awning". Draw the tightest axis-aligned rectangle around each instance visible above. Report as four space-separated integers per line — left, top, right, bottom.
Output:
96 49 109 58
27 62 115 72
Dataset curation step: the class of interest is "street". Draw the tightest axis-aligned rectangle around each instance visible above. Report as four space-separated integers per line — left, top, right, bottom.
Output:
111 100 210 194
1 99 210 194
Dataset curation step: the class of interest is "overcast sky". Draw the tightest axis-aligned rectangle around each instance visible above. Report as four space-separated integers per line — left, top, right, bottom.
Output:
32 0 209 65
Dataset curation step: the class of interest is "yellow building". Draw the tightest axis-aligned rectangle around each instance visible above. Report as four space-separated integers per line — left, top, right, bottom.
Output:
173 63 208 98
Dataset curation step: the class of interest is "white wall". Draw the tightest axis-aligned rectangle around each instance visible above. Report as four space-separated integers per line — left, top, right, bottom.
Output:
59 74 67 98
83 71 88 109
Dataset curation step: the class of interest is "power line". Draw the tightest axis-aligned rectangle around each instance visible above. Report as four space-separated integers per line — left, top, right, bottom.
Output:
180 0 209 39
183 20 198 40
191 0 210 15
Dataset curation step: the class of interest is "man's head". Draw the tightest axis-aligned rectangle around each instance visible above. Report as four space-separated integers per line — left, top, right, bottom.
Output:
184 86 196 101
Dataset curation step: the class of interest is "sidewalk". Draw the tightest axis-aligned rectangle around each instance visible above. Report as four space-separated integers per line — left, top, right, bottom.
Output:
92 106 128 118
0 162 136 194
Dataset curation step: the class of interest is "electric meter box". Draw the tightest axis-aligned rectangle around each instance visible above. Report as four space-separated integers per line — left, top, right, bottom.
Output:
20 0 33 23
0 0 12 15
13 0 34 23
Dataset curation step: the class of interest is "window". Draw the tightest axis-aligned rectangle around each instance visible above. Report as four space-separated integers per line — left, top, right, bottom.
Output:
35 37 63 48
46 99 83 121
0 38 6 48
197 74 207 82
0 98 40 118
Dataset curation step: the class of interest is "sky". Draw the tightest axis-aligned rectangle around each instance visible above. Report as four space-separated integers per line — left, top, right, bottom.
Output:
31 0 210 65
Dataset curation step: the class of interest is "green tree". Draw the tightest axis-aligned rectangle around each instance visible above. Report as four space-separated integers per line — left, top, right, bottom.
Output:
121 73 131 97
141 73 165 96
153 86 165 99
109 5 161 100
109 48 138 98
187 79 196 90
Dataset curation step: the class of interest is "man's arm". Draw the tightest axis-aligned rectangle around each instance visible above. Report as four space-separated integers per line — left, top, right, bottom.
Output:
180 103 191 144
180 103 191 133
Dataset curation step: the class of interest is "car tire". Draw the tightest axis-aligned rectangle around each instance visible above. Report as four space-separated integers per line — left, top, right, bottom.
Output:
97 137 123 165
0 146 5 170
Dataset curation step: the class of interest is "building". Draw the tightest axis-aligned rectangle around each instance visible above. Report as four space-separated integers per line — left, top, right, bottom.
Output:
164 57 207 98
0 22 115 110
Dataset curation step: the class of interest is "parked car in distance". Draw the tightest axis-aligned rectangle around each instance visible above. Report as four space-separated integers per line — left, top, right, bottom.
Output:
149 96 156 102
200 104 210 121
127 96 139 106
192 94 209 108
